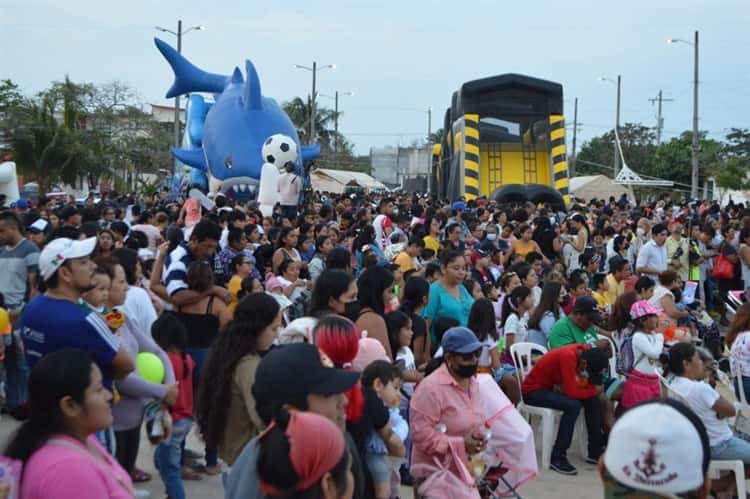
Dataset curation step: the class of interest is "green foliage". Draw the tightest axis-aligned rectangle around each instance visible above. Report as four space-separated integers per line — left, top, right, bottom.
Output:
712 157 750 192
723 128 750 167
282 96 354 168
575 123 656 177
1 77 172 193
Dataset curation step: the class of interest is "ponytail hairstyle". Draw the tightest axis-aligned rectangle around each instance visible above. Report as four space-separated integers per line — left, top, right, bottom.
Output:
501 286 531 326
5 350 95 462
659 341 696 377
151 312 189 380
400 276 430 315
257 407 349 498
313 315 364 423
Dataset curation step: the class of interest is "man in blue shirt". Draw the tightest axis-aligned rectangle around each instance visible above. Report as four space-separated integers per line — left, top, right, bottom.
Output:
20 237 135 390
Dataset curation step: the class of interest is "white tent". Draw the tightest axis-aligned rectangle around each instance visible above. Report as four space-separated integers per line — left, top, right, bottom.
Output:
310 168 386 194
569 175 634 201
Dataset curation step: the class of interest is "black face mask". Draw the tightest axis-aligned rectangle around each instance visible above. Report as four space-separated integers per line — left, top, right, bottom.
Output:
452 363 478 379
343 300 361 322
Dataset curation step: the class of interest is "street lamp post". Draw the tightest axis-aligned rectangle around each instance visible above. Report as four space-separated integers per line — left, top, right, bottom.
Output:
598 75 622 177
293 62 335 145
667 31 700 198
155 21 205 149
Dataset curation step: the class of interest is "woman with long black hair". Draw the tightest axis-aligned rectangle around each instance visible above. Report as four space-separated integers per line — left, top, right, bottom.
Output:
196 293 282 467
5 349 134 498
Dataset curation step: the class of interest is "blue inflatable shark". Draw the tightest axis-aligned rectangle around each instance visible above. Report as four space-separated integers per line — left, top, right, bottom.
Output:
154 38 320 199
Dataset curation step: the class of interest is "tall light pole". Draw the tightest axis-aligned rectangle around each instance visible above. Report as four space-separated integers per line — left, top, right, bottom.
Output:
293 62 335 145
155 21 205 149
668 31 700 198
598 75 622 176
320 91 353 167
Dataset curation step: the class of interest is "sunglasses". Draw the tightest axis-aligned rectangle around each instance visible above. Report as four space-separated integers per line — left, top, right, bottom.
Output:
456 349 482 361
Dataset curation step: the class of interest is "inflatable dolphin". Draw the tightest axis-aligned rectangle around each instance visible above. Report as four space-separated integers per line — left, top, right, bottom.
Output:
154 38 320 199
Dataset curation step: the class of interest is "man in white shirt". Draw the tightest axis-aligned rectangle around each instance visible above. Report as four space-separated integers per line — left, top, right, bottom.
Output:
636 223 668 277
277 162 301 222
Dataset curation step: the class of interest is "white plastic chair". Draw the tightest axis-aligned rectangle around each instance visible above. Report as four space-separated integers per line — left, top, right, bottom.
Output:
662 374 747 498
510 342 587 469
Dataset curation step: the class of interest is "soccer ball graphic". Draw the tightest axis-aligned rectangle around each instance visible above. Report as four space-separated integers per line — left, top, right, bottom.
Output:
262 134 298 169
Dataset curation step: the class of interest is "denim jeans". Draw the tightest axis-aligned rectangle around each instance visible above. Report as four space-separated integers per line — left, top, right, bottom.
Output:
711 435 750 464
4 332 28 410
524 389 602 461
155 418 192 499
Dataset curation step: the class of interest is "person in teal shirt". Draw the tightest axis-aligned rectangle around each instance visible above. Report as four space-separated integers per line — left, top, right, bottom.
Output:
423 251 475 343
547 295 601 349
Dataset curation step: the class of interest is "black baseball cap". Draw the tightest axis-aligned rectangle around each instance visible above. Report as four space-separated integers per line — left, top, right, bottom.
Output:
581 347 609 386
573 295 603 322
252 343 359 417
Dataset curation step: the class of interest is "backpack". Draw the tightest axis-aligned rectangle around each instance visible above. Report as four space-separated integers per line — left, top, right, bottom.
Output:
616 327 642 375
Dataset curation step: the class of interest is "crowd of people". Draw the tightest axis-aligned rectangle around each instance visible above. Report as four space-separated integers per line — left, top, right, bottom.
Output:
1 187 750 498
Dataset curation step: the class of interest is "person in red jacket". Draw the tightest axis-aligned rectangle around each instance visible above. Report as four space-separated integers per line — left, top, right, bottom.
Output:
521 344 608 476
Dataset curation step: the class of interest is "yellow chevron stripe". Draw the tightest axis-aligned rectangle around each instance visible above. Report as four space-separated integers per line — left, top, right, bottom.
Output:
454 132 462 149
552 145 566 158
465 127 478 140
464 113 479 124
465 144 479 156
554 178 570 189
465 176 479 188
550 115 564 125
554 162 569 173
551 128 565 141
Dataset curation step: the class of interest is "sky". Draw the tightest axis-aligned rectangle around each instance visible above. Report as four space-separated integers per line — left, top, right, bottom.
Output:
2 0 749 165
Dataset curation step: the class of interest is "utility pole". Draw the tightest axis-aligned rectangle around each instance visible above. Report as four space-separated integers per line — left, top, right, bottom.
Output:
174 20 182 149
691 30 700 199
310 61 317 145
614 75 621 177
571 97 578 177
649 90 674 145
427 107 432 142
333 90 339 167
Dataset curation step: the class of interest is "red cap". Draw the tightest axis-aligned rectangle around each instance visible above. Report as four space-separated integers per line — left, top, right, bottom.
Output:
259 410 346 493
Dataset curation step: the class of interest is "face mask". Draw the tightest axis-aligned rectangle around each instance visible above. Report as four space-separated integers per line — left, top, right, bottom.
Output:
636 227 645 237
549 216 556 226
392 208 399 216
453 363 478 378
486 233 497 241
343 300 361 322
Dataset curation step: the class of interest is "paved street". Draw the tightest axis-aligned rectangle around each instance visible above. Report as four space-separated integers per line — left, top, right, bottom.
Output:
0 416 603 498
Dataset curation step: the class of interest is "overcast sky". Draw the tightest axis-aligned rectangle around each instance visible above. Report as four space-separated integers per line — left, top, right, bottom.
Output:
2 0 748 165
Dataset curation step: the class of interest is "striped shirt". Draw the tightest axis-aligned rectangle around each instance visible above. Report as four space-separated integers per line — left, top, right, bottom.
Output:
162 242 195 297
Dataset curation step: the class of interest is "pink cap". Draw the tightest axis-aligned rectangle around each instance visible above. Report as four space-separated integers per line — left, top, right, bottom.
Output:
630 300 659 320
265 276 283 292
351 334 389 371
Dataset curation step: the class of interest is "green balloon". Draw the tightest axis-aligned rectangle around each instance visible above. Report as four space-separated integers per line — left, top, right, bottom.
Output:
136 352 165 384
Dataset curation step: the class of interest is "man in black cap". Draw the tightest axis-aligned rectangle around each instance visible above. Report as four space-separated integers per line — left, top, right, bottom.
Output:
522 344 609 475
225 343 363 499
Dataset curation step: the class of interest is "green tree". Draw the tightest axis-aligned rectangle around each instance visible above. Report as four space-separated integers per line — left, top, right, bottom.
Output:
575 123 656 177
282 96 354 168
651 131 723 189
711 157 750 203
723 128 750 167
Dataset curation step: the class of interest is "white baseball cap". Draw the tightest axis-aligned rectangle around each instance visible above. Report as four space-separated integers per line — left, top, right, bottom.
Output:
39 237 97 281
604 399 709 495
